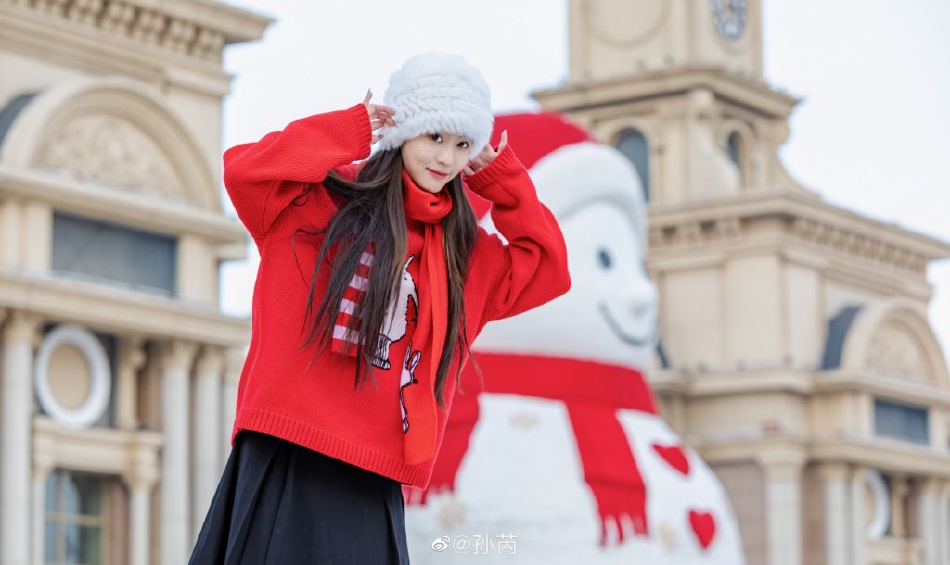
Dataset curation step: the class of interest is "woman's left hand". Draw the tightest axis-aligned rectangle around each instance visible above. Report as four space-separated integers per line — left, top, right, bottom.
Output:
464 130 508 176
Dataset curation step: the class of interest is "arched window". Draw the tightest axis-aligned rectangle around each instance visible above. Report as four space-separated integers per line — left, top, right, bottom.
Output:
726 131 745 187
614 129 651 202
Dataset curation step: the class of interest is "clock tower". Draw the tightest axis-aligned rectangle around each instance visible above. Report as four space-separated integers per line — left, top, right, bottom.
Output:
536 2 950 565
570 0 762 82
540 0 796 206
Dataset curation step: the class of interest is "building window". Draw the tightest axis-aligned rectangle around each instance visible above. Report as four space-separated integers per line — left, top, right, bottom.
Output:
874 398 929 445
614 129 651 202
52 212 176 296
36 325 117 429
727 132 743 181
45 471 107 565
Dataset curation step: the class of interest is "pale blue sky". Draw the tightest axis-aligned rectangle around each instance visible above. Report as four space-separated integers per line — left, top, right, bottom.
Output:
219 0 950 365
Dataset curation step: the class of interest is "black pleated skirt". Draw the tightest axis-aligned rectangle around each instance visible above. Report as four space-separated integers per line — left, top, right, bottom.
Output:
188 430 410 564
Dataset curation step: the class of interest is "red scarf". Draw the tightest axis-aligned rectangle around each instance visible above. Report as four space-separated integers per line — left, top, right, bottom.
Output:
400 170 452 464
414 354 657 546
330 169 452 465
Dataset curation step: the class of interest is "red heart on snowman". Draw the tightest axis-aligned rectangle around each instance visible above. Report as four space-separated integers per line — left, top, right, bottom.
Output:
652 443 691 476
688 509 717 550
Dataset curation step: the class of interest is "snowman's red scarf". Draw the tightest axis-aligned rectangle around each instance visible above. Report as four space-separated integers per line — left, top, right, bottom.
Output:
407 353 655 546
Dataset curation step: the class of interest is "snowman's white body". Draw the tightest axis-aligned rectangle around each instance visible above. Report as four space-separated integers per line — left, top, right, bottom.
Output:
405 139 745 564
407 397 744 564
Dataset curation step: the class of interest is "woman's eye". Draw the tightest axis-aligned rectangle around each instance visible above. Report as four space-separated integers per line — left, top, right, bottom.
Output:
598 248 612 269
457 140 470 149
429 133 442 143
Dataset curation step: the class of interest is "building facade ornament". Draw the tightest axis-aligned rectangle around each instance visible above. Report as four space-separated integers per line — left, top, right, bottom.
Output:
2 0 247 63
37 114 188 201
865 321 928 382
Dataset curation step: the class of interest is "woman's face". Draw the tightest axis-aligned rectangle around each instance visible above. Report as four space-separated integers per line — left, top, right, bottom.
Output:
401 132 472 193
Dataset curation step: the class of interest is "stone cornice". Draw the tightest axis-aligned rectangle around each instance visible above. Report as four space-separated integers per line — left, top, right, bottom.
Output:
647 188 950 278
650 367 814 398
809 437 950 478
0 166 247 248
2 0 271 56
532 64 800 119
653 367 950 408
693 434 950 479
648 368 950 398
33 416 162 478
0 267 250 347
814 370 950 409
0 0 271 95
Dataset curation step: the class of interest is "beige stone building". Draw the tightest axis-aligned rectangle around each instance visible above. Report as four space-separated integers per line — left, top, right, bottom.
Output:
533 1 950 564
0 1 268 564
3 0 949 564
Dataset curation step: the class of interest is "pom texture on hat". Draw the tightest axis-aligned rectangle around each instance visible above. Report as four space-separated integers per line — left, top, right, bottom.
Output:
378 53 493 156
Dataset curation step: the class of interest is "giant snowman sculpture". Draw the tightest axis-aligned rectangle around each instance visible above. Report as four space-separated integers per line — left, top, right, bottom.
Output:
404 113 746 564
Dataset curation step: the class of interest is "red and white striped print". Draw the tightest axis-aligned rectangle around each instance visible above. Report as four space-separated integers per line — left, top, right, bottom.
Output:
331 249 374 357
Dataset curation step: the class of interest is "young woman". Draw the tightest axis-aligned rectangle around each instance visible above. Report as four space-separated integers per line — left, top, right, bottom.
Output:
189 53 570 564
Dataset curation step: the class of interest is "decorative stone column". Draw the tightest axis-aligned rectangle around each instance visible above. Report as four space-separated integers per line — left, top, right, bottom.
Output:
117 336 146 431
31 442 55 565
159 340 197 565
848 466 867 565
220 347 244 466
890 474 908 538
122 472 158 565
1 311 40 565
940 482 950 565
758 447 805 565
820 463 850 565
918 478 943 565
191 346 223 542
0 199 21 267
122 432 161 565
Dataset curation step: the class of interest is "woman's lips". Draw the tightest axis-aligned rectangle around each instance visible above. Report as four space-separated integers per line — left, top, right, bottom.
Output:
427 169 447 180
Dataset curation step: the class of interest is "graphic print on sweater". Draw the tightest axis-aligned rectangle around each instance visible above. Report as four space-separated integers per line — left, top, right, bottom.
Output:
334 252 423 434
375 256 419 369
401 343 421 433
333 253 419 370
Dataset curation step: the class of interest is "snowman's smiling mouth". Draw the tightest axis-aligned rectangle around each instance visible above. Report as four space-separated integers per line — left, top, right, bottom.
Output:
598 302 655 347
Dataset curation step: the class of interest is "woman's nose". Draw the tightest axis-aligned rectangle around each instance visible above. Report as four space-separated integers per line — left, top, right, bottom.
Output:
436 147 454 166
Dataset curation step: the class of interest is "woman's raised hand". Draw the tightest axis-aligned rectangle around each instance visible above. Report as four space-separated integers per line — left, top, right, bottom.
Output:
464 130 508 176
363 90 395 144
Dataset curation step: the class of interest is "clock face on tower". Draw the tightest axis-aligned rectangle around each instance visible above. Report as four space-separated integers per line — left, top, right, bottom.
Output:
710 0 747 42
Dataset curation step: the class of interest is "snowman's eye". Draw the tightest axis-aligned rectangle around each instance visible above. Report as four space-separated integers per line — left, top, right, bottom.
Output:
598 248 612 269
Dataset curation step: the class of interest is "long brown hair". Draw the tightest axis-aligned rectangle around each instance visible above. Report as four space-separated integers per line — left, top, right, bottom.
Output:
297 149 478 407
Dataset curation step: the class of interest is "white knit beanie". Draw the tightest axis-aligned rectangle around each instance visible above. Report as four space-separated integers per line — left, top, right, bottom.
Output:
377 53 493 157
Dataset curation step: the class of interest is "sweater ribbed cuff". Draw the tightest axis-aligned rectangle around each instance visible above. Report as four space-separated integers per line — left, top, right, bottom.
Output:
342 103 374 162
466 144 530 203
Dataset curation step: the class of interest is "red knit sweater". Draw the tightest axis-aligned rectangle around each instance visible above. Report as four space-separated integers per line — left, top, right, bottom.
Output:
224 104 570 488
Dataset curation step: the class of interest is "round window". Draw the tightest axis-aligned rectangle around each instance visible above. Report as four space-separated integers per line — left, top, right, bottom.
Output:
34 325 111 429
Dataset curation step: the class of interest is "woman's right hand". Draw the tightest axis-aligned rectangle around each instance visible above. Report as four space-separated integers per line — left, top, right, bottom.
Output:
363 90 395 144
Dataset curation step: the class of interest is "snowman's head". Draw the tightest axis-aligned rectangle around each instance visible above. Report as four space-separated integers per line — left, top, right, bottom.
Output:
473 113 658 370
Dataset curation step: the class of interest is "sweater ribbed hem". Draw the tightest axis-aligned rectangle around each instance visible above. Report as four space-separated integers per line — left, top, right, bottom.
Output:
234 408 433 489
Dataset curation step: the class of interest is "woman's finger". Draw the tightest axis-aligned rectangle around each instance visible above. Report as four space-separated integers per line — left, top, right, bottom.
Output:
362 89 372 107
370 106 392 119
368 105 395 126
497 130 508 154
